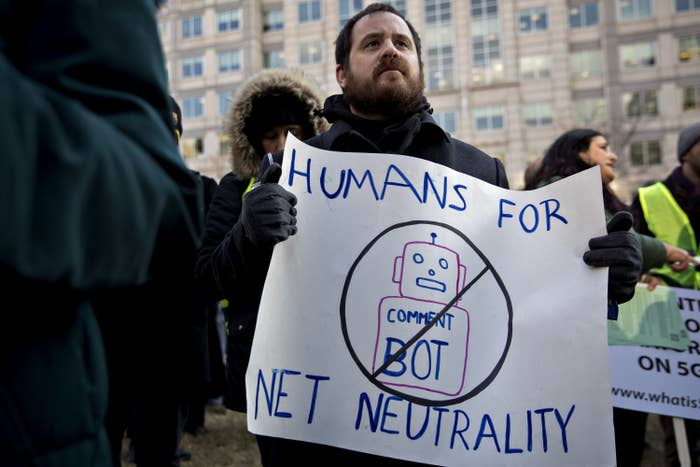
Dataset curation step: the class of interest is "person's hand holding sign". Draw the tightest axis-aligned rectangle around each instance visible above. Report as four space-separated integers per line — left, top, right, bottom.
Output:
583 211 642 304
238 162 298 249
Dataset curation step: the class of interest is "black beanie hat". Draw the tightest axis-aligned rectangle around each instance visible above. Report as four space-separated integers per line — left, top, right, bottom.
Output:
677 121 700 161
243 93 313 155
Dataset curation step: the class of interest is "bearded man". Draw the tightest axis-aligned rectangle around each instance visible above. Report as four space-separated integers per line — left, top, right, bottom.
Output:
224 3 642 465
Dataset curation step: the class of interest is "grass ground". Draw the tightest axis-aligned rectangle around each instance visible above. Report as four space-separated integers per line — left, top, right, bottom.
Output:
122 407 668 466
121 406 261 467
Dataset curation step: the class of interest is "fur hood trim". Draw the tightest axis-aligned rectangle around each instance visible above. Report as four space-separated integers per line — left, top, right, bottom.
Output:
225 69 329 179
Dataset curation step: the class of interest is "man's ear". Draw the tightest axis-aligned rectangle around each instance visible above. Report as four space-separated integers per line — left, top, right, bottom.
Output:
336 64 346 89
579 150 590 164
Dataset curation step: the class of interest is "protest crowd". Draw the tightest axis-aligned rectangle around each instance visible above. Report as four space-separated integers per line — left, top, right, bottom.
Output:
1 1 698 466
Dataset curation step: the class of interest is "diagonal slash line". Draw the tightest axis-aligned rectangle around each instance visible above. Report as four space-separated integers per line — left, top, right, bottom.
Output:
372 265 490 378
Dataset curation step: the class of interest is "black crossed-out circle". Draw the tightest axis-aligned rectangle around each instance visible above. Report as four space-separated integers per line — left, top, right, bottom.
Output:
339 220 512 406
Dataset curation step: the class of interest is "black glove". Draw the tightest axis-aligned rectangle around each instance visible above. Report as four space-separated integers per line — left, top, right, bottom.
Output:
238 162 297 249
582 211 642 304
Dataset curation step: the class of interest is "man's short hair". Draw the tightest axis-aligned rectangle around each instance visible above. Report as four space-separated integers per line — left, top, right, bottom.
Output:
334 3 423 71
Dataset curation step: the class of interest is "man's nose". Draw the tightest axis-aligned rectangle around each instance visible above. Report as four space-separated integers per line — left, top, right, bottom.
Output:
380 39 399 57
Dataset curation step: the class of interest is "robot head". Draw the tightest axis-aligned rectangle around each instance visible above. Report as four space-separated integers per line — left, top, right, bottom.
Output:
393 233 466 303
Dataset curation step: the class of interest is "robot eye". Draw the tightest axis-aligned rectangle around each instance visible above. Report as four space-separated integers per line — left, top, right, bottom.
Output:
413 253 424 264
439 258 449 269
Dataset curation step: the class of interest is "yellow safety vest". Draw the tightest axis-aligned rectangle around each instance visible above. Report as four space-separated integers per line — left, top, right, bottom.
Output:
242 177 257 198
638 182 700 289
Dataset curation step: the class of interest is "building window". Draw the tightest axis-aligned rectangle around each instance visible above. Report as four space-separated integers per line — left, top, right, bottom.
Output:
182 96 204 119
300 42 323 64
219 91 233 115
619 42 656 69
471 0 498 17
217 9 240 32
181 15 202 39
570 49 602 79
519 7 548 33
573 97 607 126
425 0 452 25
471 0 502 85
569 2 599 29
679 33 700 63
474 105 505 131
433 110 457 133
339 0 363 27
264 49 285 69
522 102 553 127
299 1 322 23
618 0 653 21
683 85 700 111
182 137 204 159
427 45 455 90
623 90 658 117
520 55 551 80
379 0 407 16
676 0 700 12
263 8 284 32
181 56 203 78
218 50 241 73
630 140 661 166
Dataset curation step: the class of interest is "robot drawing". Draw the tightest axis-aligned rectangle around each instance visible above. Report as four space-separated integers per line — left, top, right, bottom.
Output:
372 232 470 396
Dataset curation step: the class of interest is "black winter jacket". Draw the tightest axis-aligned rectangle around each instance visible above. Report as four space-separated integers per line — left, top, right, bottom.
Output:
195 70 328 412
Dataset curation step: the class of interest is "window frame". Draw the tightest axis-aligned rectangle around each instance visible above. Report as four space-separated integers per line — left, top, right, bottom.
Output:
217 50 241 73
298 0 322 23
522 101 553 127
618 0 653 21
629 140 662 166
217 9 241 33
263 8 284 32
181 15 203 39
473 105 505 131
518 7 549 33
568 1 599 29
181 55 204 79
182 96 204 119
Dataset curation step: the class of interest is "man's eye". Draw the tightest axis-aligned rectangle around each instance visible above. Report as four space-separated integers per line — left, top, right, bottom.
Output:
365 40 379 47
396 40 409 48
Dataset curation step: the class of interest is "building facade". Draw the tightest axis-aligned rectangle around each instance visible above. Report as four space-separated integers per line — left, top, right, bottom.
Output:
158 0 700 199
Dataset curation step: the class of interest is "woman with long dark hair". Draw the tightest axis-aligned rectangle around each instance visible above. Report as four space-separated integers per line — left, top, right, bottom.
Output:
527 128 695 271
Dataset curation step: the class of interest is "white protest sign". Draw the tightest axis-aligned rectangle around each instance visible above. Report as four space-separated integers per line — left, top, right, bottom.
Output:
610 287 700 420
247 134 615 466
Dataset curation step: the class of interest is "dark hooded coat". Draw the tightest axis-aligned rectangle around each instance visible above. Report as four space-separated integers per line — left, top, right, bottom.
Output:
0 1 202 465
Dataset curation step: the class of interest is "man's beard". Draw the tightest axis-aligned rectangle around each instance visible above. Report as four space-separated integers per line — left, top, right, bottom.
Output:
343 56 425 119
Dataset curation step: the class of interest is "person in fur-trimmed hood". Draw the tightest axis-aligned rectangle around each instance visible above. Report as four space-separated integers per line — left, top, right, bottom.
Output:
194 69 328 426
225 69 329 180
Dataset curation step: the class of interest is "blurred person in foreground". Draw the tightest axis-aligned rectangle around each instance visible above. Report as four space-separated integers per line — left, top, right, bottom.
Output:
629 121 700 467
206 4 644 465
116 96 218 466
0 0 202 466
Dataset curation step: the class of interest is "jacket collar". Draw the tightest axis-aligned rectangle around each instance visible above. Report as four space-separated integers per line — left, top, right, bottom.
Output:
319 94 449 152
